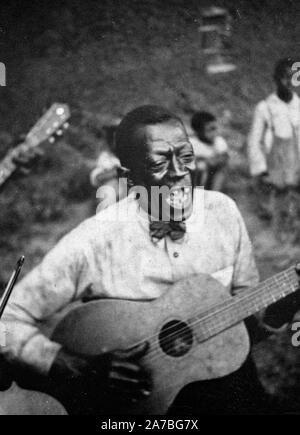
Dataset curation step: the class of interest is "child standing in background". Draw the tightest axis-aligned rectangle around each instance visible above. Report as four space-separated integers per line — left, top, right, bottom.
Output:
248 58 300 242
189 111 229 191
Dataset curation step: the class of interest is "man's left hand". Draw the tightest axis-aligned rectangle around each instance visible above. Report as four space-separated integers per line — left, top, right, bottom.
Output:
263 264 300 329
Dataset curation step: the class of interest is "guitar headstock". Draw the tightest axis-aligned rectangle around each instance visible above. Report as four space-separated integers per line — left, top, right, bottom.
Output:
25 103 70 147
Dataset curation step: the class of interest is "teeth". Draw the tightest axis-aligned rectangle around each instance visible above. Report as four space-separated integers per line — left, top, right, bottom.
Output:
166 187 191 208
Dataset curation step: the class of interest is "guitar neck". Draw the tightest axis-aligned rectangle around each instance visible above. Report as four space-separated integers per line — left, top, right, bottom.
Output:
0 141 34 186
0 103 70 187
193 266 299 342
0 150 18 186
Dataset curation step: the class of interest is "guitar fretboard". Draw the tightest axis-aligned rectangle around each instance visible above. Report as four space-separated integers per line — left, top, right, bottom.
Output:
191 266 298 342
0 103 70 187
0 152 18 185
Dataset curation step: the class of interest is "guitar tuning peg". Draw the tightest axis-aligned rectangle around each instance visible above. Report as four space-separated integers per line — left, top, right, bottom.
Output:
63 122 69 129
56 129 63 136
49 137 55 144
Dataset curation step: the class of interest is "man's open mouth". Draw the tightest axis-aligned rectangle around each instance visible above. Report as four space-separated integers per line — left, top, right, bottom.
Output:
165 186 192 209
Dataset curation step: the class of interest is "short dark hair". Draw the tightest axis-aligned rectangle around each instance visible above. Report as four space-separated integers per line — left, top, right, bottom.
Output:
191 111 216 135
115 105 182 173
273 57 295 82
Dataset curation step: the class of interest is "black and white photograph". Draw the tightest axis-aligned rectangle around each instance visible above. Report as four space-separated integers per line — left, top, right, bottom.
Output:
0 0 300 419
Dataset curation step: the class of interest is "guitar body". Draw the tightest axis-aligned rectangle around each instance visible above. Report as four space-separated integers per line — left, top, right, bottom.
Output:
53 274 250 415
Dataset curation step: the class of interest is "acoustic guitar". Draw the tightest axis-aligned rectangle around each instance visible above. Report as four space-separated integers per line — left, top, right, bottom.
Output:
0 103 70 187
53 266 299 415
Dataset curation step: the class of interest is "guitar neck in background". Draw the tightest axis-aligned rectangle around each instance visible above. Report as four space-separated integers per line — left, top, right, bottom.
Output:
0 144 26 186
0 123 46 187
193 266 299 342
0 103 70 187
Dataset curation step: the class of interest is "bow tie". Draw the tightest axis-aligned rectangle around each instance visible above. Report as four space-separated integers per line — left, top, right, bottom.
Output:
149 221 186 242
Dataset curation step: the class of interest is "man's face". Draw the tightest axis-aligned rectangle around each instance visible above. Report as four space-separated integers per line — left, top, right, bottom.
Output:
134 120 196 221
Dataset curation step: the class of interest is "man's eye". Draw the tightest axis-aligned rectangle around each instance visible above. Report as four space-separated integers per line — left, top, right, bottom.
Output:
180 154 194 163
150 161 167 171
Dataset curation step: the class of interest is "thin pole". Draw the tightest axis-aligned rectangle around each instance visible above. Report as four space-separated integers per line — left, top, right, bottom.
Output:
0 256 25 320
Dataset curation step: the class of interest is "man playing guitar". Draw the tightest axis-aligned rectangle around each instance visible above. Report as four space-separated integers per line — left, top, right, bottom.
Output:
1 106 300 414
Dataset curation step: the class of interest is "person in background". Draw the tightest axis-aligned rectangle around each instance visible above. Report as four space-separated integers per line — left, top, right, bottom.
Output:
248 57 300 240
90 122 128 212
189 111 229 191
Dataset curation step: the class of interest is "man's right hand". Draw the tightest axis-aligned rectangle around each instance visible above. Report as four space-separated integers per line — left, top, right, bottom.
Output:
49 342 151 406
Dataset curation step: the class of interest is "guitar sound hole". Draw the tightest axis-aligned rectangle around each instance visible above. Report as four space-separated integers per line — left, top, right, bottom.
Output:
158 320 193 357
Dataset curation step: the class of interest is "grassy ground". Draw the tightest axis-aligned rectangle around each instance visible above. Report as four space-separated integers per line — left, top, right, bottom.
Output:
1 0 300 410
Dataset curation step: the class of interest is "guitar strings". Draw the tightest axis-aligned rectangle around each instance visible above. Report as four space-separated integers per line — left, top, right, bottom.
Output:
121 269 298 402
122 267 297 363
146 269 297 363
144 272 297 366
148 268 296 357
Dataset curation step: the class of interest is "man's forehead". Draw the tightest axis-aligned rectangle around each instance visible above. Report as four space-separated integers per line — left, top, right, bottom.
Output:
142 121 188 143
